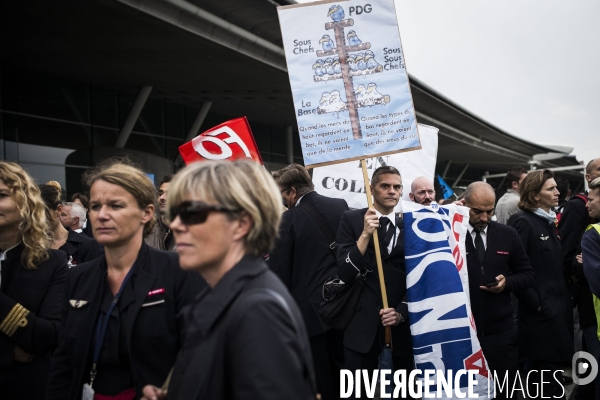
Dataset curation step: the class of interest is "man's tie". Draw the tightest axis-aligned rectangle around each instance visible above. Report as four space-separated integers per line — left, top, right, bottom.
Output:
474 229 486 264
379 217 395 254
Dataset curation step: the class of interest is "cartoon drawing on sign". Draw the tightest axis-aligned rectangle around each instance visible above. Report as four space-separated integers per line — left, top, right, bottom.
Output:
318 83 388 114
365 50 381 69
318 90 348 115
278 0 421 167
311 4 390 138
328 4 345 22
319 35 335 51
346 30 361 46
313 59 324 76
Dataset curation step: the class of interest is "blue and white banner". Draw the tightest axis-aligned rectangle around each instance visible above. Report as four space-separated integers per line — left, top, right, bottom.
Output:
402 201 492 399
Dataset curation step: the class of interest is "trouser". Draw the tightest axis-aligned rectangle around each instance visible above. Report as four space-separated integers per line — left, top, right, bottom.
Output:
344 336 415 399
310 329 345 400
478 327 519 399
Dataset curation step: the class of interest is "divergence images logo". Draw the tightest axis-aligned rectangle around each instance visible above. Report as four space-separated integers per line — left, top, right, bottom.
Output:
573 351 599 385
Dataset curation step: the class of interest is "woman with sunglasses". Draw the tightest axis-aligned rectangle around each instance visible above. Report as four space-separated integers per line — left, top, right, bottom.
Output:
46 161 205 400
142 160 317 400
0 162 68 399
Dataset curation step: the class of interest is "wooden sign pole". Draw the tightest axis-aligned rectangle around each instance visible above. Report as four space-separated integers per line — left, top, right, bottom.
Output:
360 159 392 347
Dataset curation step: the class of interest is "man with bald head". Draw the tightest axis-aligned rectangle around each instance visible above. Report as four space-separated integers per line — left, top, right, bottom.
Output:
463 182 535 398
409 176 436 206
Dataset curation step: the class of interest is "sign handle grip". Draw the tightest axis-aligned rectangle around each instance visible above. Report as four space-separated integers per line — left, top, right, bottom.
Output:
360 159 392 346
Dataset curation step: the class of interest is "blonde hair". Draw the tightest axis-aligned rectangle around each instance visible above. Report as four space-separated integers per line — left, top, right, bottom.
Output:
168 160 282 256
45 180 62 196
85 161 157 237
0 162 50 269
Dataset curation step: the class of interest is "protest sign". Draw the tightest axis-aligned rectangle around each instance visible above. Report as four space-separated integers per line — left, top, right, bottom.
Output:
402 201 492 398
178 117 263 165
278 0 420 168
312 123 438 211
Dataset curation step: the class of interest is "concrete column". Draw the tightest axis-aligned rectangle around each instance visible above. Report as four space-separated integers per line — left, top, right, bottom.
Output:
452 164 470 188
115 85 153 148
285 126 294 165
185 102 212 142
442 160 452 179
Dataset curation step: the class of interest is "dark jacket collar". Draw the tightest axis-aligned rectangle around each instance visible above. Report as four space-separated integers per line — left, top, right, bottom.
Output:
2 242 23 261
299 191 318 203
66 228 85 244
192 255 267 335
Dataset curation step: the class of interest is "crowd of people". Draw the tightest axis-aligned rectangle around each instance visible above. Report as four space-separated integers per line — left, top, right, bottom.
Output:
0 156 599 400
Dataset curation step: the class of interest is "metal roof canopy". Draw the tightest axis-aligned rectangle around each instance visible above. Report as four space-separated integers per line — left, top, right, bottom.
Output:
1 0 581 177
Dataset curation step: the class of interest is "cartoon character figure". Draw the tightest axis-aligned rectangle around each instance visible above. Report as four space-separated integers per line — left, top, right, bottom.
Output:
365 51 380 69
328 5 345 22
328 90 346 112
348 54 358 72
319 35 335 52
313 59 324 76
347 30 362 47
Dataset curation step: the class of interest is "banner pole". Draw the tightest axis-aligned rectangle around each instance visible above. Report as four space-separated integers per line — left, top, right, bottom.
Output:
360 159 392 346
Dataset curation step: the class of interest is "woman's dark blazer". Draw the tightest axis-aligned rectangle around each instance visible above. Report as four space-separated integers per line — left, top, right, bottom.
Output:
167 256 317 400
0 245 68 399
45 243 206 400
513 211 574 363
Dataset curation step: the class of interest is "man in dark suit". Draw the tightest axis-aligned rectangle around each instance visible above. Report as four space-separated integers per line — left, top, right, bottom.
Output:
559 158 600 282
335 166 412 395
270 164 348 400
463 182 535 398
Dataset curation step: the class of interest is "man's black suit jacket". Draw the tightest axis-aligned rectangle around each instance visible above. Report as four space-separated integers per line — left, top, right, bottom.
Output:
335 208 411 356
46 243 206 400
269 191 349 337
465 221 535 336
58 229 101 266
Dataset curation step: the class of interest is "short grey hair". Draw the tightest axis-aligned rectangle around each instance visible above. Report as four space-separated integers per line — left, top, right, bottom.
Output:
168 160 282 256
63 202 86 229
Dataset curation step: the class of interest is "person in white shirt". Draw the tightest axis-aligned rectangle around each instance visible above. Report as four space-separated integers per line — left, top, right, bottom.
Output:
58 202 87 233
496 166 528 224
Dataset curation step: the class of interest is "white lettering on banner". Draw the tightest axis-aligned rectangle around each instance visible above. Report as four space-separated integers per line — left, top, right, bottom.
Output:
191 126 252 160
409 292 471 333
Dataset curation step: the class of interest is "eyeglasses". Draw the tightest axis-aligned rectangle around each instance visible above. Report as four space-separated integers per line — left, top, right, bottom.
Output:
169 200 239 225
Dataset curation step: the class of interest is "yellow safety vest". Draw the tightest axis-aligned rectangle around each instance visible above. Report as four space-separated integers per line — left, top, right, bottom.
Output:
586 223 600 340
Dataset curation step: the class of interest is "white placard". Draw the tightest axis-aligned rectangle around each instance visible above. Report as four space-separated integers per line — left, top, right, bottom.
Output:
278 0 420 167
312 123 438 211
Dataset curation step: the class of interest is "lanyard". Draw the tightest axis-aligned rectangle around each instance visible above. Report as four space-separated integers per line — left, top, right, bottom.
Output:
89 266 135 388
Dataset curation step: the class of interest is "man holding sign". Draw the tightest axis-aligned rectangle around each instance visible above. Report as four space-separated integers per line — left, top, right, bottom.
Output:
335 166 413 395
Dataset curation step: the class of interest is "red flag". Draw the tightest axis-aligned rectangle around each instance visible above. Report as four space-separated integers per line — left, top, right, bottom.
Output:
179 117 263 165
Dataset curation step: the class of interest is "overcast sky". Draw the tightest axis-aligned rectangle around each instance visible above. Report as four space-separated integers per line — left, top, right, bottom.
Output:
295 0 600 165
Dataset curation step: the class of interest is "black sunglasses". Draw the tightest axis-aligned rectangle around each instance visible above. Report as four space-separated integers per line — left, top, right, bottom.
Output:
169 200 239 225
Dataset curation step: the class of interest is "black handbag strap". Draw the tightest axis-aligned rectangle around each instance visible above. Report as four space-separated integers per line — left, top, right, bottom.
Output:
298 201 336 255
